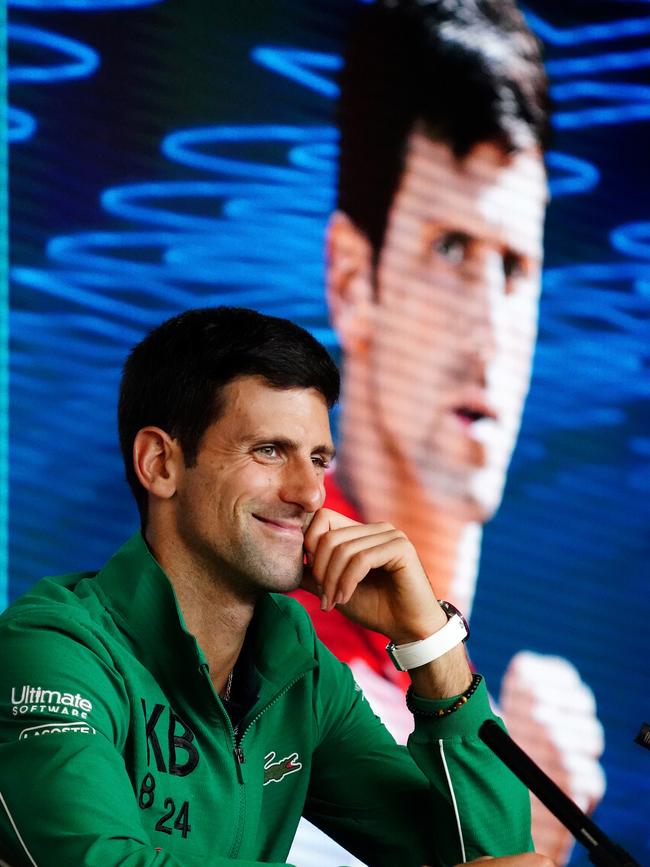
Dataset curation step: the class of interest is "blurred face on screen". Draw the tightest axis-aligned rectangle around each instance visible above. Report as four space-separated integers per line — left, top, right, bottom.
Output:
329 130 546 522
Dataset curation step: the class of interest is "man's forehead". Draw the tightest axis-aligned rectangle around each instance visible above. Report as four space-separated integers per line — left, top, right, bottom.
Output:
218 377 333 440
395 132 547 254
407 130 546 189
222 375 324 403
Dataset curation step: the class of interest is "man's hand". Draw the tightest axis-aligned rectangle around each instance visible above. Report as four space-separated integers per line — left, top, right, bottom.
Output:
302 508 443 643
302 508 472 698
499 652 605 865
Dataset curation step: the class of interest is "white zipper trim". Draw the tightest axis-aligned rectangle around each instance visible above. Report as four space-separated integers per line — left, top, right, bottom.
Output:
438 739 466 863
0 791 39 867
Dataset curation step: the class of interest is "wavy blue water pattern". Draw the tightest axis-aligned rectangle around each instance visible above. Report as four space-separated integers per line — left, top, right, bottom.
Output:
524 8 650 45
8 1 161 143
251 48 342 99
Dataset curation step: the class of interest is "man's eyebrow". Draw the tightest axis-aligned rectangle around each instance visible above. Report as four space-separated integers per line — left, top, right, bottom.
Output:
315 443 337 460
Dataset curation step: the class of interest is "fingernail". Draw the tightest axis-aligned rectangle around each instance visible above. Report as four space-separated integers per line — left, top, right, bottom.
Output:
320 594 328 612
334 592 343 606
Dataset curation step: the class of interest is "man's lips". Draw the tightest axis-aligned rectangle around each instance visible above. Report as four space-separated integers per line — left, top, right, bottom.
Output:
252 515 305 535
451 390 498 426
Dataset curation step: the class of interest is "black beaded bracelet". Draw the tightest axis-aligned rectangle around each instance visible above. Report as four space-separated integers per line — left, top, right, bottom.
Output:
407 673 483 718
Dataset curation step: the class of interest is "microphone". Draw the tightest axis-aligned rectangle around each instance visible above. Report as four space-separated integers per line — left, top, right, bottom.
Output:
478 719 641 867
634 722 650 751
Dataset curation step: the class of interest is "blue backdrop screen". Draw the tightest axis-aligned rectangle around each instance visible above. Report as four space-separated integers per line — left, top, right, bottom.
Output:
7 0 650 862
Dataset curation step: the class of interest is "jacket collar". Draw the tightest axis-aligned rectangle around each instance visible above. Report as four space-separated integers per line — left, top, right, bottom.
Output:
93 533 315 701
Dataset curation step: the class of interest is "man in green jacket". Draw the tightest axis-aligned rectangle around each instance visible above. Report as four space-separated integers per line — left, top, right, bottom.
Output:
0 308 552 866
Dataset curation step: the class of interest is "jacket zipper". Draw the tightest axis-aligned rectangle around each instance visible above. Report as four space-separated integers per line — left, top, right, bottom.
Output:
233 726 245 783
199 663 310 858
233 672 308 761
227 672 309 859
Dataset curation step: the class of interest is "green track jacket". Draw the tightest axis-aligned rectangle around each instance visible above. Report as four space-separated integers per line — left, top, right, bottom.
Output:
0 533 532 866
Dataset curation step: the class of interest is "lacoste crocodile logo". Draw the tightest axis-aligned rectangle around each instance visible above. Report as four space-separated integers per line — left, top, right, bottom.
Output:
263 751 302 786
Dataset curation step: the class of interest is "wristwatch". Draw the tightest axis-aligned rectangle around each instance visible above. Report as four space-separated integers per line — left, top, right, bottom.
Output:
385 600 469 672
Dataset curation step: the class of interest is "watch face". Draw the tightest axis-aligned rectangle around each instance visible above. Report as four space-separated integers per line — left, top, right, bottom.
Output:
439 600 470 641
385 642 407 672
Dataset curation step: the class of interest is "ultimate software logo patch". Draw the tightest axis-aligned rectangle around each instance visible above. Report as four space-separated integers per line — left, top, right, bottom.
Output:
10 684 94 720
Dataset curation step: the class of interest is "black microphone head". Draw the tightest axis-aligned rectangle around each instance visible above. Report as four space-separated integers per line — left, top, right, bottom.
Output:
634 722 650 751
478 718 502 744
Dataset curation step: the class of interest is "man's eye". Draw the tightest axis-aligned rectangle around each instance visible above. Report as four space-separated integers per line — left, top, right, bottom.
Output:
256 445 278 459
311 455 330 469
433 232 468 264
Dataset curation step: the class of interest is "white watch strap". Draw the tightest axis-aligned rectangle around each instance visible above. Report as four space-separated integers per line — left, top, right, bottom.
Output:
386 614 468 672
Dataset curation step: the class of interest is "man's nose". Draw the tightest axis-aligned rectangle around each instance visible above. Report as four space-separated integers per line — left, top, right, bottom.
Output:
461 247 502 368
279 459 325 514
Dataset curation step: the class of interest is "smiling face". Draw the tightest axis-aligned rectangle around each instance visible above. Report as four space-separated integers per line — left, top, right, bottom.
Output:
331 131 546 522
171 376 334 596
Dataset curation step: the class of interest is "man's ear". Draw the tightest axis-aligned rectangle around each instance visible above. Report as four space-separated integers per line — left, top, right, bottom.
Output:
326 211 374 353
133 427 181 504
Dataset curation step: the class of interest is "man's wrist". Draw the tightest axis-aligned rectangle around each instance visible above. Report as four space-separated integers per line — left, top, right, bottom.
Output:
387 614 467 671
408 673 482 716
386 600 470 673
408 643 473 700
388 614 447 645
408 676 494 739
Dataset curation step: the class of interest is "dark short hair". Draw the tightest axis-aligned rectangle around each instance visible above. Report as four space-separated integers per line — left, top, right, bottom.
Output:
118 307 340 522
337 0 550 256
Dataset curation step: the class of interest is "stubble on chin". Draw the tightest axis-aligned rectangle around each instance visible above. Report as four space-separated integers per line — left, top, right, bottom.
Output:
261 559 305 595
236 539 305 595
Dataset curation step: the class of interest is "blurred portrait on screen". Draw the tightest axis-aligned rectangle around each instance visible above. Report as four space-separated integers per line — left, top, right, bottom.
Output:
293 2 604 862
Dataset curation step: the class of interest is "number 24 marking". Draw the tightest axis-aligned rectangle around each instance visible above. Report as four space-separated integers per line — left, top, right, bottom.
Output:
155 798 191 838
